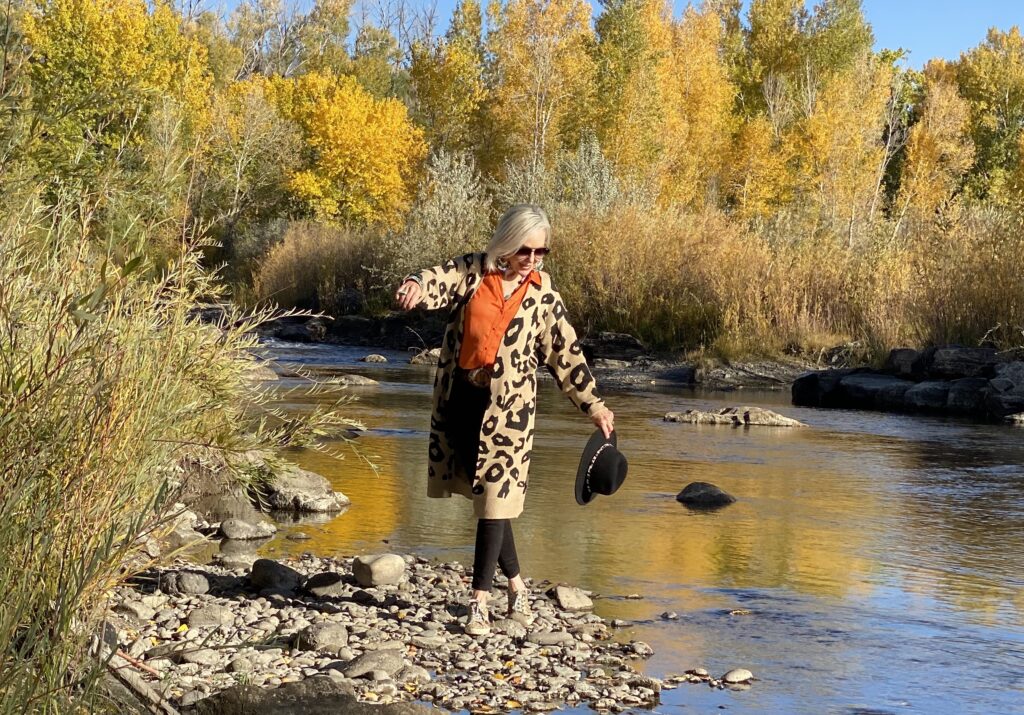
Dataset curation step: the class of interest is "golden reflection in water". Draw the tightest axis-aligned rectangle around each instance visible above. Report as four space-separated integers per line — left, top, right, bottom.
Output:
267 380 886 608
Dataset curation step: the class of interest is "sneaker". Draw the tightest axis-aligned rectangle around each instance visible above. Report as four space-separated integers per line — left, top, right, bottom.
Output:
465 600 490 635
507 587 535 626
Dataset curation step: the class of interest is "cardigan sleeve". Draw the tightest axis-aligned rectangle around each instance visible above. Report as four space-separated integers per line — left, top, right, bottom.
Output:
537 289 606 417
405 253 481 311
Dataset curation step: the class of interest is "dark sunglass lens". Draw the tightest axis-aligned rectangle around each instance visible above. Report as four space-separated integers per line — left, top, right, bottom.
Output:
515 247 550 257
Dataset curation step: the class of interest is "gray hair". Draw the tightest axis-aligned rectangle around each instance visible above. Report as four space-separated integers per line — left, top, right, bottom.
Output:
484 204 551 272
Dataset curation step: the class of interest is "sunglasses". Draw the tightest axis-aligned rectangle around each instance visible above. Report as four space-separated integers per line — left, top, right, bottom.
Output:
513 246 551 258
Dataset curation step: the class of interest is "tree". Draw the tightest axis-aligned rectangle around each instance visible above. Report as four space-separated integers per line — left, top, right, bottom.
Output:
264 71 426 225
591 0 672 181
485 0 596 173
955 26 1024 202
349 23 406 99
409 0 487 153
895 72 975 228
22 0 211 172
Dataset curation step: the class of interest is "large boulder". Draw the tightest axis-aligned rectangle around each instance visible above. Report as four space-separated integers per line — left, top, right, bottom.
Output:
676 482 736 509
159 570 210 596
249 559 304 593
883 348 919 378
409 348 441 365
904 381 950 411
260 465 350 513
792 368 863 407
219 518 276 541
945 378 989 415
837 373 913 410
275 318 327 343
353 554 406 587
664 407 805 427
924 346 996 379
579 332 647 361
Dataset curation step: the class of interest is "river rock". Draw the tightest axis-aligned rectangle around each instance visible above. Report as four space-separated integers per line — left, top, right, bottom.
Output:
189 675 432 714
304 571 349 598
579 332 647 361
114 600 155 622
342 649 406 679
249 559 304 592
219 517 277 540
187 604 234 627
676 482 736 508
1004 412 1024 424
262 465 350 513
547 584 593 612
722 668 753 684
353 554 406 587
924 346 996 379
159 570 210 595
409 348 441 365
837 373 913 409
904 381 950 411
884 348 919 378
247 363 280 382
791 368 863 407
275 318 326 343
181 648 221 666
527 630 574 646
361 354 388 363
664 406 805 427
945 377 989 414
326 374 378 386
295 622 349 654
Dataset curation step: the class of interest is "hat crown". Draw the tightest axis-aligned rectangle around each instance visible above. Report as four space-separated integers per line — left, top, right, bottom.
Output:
576 430 628 505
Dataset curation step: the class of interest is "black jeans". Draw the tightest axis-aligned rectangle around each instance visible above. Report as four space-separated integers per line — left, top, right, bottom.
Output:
446 375 522 591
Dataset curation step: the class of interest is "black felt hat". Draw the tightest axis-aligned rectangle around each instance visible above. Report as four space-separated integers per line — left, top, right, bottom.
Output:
575 429 628 505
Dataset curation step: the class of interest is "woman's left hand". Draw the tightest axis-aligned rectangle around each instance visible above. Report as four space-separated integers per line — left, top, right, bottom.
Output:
591 407 614 438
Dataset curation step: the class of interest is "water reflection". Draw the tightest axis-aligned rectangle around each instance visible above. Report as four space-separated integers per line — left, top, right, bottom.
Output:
256 343 1024 714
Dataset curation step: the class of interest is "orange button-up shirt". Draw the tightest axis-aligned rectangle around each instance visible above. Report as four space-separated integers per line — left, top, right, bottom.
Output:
458 270 542 370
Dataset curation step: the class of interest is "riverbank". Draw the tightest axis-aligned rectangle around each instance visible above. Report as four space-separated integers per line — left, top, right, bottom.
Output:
256 313 815 392
106 553 748 713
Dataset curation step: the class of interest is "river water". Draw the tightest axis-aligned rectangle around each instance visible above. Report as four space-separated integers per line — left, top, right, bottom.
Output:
255 340 1024 715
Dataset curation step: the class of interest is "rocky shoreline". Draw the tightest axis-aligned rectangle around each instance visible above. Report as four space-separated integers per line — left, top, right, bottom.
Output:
106 553 753 714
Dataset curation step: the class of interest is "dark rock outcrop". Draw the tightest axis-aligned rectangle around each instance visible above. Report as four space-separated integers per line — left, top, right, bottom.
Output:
676 482 736 509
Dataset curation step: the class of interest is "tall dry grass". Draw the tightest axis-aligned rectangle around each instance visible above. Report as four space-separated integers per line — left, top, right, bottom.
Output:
0 192 276 711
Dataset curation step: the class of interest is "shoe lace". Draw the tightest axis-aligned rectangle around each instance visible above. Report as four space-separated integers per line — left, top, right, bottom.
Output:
470 601 489 623
509 590 531 615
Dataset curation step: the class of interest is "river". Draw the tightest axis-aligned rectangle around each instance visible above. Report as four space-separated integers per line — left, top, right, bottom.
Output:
254 340 1024 715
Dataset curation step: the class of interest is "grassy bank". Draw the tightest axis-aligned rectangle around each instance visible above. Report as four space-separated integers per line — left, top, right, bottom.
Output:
247 198 1024 362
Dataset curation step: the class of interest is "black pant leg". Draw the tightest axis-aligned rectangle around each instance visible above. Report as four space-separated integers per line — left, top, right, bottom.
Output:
496 519 520 580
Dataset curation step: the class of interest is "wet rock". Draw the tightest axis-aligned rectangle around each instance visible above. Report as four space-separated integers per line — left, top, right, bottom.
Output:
261 465 350 513
676 482 736 509
946 377 989 414
837 373 913 409
325 374 378 386
409 348 441 365
722 668 753 684
249 559 304 593
287 532 311 541
547 584 593 612
361 354 388 363
274 318 326 343
905 381 950 411
294 623 349 654
664 406 805 427
353 554 406 587
219 518 276 541
791 368 863 407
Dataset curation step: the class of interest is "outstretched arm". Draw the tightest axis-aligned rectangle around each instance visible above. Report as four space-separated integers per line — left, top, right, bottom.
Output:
395 253 479 311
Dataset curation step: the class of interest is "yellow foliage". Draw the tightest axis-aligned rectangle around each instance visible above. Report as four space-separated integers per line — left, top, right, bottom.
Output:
726 115 795 220
22 0 212 146
265 71 426 226
410 36 487 151
486 0 595 170
897 77 975 222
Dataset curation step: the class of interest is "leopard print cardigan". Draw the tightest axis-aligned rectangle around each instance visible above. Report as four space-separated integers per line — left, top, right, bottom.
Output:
409 252 605 519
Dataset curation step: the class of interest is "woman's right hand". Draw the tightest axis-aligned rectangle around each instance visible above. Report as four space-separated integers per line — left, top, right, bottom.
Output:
395 280 422 311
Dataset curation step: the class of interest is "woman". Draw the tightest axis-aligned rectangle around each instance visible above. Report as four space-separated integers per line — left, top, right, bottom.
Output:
395 204 614 636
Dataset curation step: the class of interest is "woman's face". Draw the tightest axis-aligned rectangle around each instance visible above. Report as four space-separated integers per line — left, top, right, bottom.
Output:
504 227 548 279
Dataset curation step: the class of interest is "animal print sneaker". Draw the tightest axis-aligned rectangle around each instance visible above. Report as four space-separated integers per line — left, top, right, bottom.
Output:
465 600 490 636
507 587 535 626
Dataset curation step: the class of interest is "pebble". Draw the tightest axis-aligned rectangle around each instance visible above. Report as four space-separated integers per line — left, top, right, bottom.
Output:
722 668 754 684
106 554 743 712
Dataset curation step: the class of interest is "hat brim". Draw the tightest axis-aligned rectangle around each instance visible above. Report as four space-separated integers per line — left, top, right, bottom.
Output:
575 429 617 506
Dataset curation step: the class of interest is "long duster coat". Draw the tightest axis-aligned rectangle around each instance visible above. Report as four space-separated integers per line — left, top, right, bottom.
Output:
410 252 605 520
